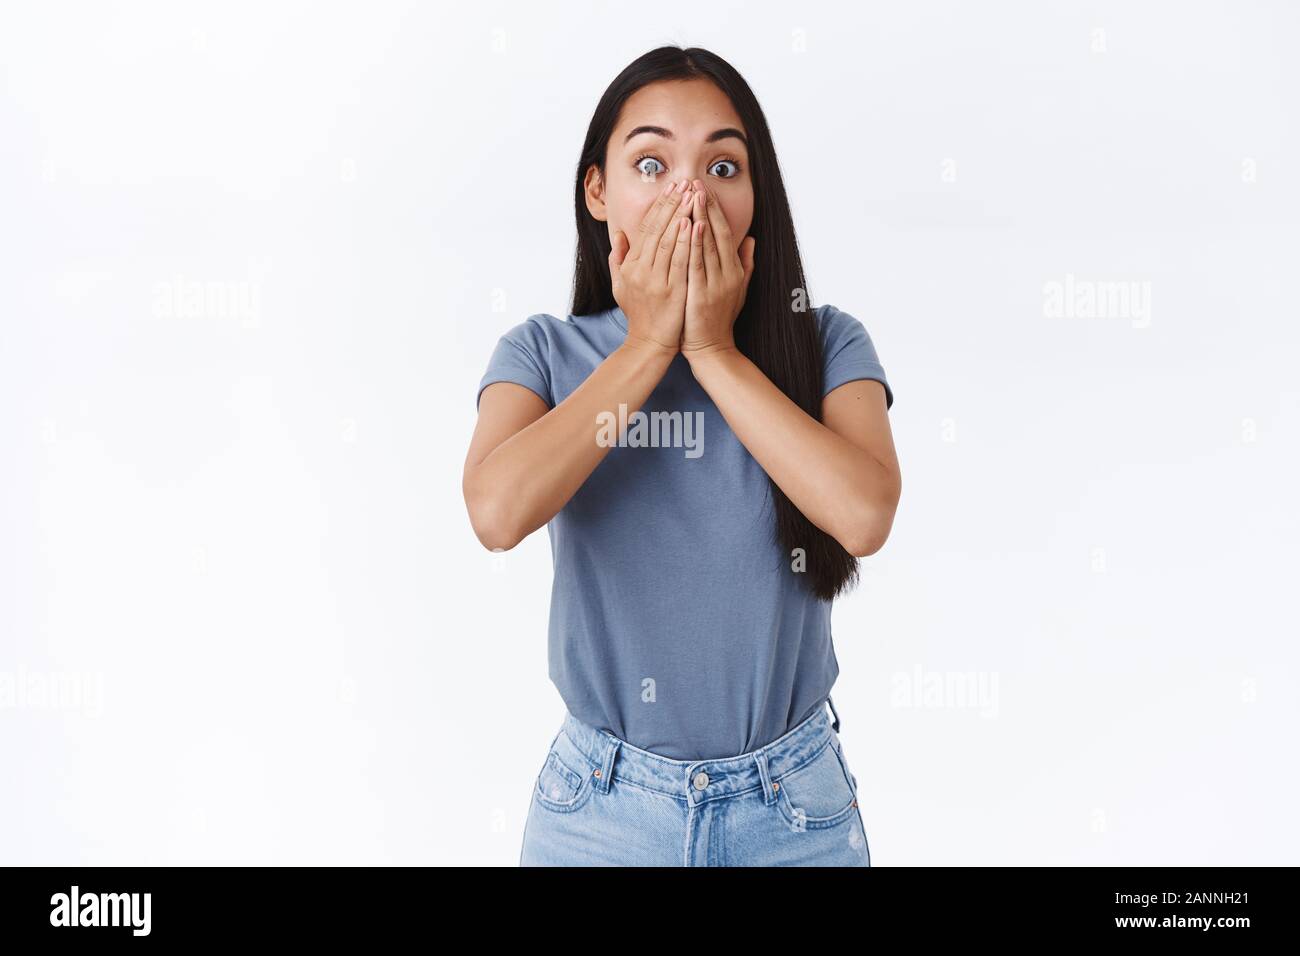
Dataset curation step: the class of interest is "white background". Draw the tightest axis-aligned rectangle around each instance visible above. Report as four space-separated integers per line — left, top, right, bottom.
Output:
2 1 1296 865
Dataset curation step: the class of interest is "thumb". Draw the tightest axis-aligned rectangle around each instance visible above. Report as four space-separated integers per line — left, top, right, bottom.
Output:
740 236 756 287
609 230 630 270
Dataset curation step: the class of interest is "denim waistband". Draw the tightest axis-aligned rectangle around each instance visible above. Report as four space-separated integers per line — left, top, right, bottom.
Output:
559 696 841 808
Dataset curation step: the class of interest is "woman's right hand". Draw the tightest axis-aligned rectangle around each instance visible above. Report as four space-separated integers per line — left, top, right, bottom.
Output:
608 179 696 355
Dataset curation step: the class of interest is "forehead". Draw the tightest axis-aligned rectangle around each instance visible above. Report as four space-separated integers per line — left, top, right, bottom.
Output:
613 78 746 142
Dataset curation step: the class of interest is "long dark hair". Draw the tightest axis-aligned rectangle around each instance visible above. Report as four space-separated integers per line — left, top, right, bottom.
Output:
571 46 857 601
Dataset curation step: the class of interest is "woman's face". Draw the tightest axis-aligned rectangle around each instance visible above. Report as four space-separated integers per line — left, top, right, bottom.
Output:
585 78 754 254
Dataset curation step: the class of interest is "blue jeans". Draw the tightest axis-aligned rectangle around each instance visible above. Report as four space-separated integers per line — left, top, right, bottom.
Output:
519 696 871 866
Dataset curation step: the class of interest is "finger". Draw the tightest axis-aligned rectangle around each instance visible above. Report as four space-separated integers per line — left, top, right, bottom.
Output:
636 180 689 264
697 181 736 275
652 185 695 270
689 217 706 279
627 178 677 262
695 190 722 278
668 214 692 288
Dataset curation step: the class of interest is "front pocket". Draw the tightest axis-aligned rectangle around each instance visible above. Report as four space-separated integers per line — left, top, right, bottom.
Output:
533 731 597 813
537 752 581 803
773 738 858 830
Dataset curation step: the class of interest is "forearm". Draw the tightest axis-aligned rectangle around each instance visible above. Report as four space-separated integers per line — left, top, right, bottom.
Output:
686 347 894 555
467 341 676 548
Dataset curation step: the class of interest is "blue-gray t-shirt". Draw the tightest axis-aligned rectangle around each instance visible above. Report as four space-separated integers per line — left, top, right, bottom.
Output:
476 303 893 759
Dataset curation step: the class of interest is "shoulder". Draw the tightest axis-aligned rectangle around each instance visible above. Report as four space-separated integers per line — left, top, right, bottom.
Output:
478 314 565 409
811 303 894 409
812 302 874 350
492 312 564 354
478 308 618 409
492 309 614 356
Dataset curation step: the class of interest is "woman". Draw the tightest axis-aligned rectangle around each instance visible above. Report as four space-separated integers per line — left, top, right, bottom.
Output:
463 46 900 866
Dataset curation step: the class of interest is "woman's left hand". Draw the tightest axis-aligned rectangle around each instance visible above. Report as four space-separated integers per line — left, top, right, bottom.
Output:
681 179 756 358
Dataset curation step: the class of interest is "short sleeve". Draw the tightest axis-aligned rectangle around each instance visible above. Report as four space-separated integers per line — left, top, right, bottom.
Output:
817 304 894 410
476 315 555 409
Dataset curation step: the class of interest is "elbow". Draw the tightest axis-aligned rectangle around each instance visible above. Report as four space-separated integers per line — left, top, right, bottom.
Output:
838 476 900 558
467 498 525 552
839 524 888 559
473 519 524 553
463 475 526 552
832 503 888 557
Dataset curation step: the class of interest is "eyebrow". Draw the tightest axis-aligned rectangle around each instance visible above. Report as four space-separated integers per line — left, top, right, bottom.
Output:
622 125 748 149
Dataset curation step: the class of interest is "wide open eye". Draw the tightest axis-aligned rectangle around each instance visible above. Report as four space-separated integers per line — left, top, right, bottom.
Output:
634 155 666 179
709 159 741 179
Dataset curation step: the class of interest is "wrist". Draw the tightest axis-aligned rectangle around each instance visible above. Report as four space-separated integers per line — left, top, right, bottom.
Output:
617 334 679 364
682 341 741 369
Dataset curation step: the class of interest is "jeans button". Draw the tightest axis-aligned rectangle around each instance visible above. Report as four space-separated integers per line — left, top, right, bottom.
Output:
692 771 709 790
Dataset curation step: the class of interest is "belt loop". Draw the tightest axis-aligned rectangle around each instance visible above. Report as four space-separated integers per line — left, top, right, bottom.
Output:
595 731 620 794
754 749 776 805
827 694 841 733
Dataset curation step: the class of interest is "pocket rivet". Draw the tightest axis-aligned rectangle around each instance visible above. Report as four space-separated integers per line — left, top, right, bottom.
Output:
851 799 858 807
772 782 780 792
593 769 601 778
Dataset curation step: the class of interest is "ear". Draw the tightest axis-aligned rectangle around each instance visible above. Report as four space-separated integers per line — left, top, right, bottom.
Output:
583 165 607 222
